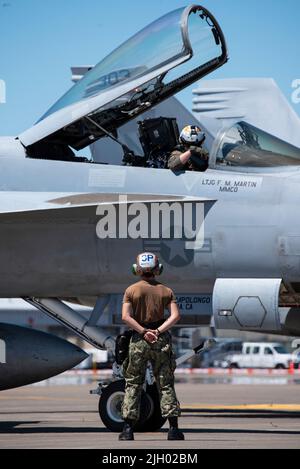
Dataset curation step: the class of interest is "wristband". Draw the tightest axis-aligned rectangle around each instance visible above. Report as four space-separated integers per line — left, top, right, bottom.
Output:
156 329 161 336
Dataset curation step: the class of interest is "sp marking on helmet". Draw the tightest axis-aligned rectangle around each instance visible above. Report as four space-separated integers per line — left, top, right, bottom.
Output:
180 125 206 146
132 253 163 276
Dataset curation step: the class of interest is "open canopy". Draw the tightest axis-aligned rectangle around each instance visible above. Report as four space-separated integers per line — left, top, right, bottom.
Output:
19 4 227 153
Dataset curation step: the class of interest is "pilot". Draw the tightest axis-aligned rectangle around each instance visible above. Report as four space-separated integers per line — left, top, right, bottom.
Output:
168 125 209 172
119 252 184 442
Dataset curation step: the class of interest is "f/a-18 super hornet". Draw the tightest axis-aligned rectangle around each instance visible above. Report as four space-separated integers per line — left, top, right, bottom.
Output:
1 4 300 432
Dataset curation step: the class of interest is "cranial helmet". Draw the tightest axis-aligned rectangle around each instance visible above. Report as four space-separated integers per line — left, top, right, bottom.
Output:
132 252 163 276
180 125 206 146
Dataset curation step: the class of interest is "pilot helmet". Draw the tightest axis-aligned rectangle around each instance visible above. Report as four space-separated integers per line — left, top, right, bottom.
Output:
180 125 206 146
132 252 163 277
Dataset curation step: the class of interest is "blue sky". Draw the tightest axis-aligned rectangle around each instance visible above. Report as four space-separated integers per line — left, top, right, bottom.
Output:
0 0 299 135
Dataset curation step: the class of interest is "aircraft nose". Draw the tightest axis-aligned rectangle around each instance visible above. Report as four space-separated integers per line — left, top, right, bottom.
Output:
0 323 89 390
50 339 89 370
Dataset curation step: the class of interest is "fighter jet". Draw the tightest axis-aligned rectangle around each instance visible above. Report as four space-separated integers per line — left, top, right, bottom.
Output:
1 4 300 432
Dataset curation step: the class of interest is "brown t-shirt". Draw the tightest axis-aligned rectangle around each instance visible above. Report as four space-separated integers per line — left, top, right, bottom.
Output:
123 279 177 325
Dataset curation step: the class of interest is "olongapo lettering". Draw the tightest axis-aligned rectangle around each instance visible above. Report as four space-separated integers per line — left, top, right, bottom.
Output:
177 296 211 304
177 296 211 311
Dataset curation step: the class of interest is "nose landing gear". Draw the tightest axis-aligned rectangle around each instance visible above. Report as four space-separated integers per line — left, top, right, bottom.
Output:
97 380 166 433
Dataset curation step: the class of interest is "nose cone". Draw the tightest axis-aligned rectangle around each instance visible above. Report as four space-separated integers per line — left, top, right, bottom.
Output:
0 323 88 390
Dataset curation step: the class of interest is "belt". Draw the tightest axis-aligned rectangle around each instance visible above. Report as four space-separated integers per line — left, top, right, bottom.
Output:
141 319 164 330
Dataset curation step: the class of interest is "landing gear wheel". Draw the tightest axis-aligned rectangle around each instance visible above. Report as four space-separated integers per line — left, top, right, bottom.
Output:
143 384 167 432
99 380 151 433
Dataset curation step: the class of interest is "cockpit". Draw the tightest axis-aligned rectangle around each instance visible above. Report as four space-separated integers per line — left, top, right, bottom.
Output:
18 5 300 173
214 121 300 169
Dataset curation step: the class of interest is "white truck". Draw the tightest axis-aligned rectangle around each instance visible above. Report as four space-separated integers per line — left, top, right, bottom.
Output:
226 342 300 369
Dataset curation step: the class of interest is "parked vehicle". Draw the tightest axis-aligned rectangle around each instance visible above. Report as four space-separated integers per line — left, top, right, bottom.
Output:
201 339 243 368
225 342 300 369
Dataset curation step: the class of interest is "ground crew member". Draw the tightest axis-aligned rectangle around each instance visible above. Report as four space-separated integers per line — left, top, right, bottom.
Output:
168 125 209 172
119 252 184 441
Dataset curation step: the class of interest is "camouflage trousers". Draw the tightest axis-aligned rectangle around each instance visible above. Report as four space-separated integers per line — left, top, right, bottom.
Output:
122 332 181 422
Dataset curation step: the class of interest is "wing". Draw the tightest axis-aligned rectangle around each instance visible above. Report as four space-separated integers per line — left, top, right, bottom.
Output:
0 192 216 218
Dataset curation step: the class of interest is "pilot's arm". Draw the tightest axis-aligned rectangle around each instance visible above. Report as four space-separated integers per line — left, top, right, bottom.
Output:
168 146 209 171
168 148 191 171
190 146 209 171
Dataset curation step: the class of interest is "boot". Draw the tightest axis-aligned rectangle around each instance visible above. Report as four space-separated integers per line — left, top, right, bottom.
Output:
119 419 135 441
168 417 185 441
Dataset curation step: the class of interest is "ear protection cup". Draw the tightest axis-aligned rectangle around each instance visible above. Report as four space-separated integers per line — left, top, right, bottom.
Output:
153 264 164 276
198 132 206 145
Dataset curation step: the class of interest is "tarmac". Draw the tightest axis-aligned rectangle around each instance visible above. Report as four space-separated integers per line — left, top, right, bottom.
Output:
0 379 300 449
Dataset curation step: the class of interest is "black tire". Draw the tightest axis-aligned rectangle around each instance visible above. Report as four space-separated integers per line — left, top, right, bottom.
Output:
275 364 286 370
98 380 151 433
229 363 239 369
143 384 167 432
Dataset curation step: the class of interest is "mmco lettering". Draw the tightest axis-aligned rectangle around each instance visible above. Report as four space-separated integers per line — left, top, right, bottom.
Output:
0 339 6 364
0 80 6 104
